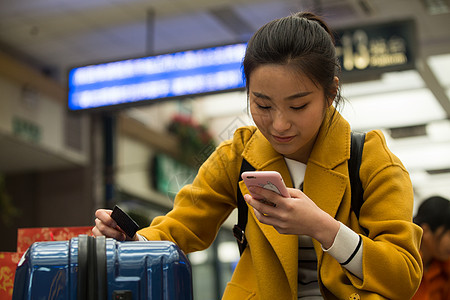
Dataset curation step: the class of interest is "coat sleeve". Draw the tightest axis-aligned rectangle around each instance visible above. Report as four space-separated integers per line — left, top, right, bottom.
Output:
351 130 423 299
137 127 253 253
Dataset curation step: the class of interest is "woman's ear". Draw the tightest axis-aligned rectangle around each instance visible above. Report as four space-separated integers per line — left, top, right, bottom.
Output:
327 76 339 107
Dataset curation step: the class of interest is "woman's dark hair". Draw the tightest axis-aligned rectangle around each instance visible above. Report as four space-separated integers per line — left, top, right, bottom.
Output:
414 196 450 234
243 12 342 111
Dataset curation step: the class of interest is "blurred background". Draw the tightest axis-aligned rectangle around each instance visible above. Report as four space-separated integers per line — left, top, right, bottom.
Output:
0 0 449 299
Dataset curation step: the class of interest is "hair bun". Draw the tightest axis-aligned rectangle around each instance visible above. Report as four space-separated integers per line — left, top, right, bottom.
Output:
294 12 334 44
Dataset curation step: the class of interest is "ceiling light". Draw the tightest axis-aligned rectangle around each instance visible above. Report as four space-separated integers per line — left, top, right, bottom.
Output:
341 70 425 98
409 170 430 186
427 119 450 141
340 88 446 130
427 54 450 87
392 142 450 172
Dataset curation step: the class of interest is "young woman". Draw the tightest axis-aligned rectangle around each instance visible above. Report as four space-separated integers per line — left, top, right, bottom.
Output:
93 12 423 299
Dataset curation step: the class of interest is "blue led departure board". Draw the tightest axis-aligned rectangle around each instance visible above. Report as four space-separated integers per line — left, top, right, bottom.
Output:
68 43 247 111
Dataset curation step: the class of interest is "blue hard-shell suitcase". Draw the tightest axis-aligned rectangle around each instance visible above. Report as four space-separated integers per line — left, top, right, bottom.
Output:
12 235 193 300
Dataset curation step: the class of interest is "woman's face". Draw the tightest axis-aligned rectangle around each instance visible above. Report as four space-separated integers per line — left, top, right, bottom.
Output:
249 64 334 163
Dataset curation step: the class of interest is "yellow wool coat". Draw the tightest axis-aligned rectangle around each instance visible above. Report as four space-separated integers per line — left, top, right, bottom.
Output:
138 109 423 299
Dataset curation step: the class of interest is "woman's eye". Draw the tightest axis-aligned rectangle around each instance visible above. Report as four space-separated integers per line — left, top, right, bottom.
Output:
257 104 271 110
291 104 307 110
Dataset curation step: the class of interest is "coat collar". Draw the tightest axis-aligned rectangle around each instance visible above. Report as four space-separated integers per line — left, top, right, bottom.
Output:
241 107 351 171
304 107 351 219
240 107 351 185
240 130 297 295
238 107 352 297
241 129 289 173
308 107 351 169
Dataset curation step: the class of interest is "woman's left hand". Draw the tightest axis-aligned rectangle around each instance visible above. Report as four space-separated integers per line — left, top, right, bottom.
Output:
244 186 339 248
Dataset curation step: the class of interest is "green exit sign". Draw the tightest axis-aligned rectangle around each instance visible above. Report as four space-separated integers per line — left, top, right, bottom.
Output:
12 117 41 143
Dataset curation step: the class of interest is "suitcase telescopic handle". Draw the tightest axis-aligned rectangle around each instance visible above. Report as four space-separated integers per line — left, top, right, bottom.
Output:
77 235 106 300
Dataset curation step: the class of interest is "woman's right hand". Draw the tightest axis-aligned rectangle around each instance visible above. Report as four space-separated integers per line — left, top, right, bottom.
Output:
92 209 138 241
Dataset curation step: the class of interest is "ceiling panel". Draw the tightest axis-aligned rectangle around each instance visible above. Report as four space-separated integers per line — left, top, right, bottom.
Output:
0 0 449 201
154 12 236 54
234 1 295 29
1 0 449 80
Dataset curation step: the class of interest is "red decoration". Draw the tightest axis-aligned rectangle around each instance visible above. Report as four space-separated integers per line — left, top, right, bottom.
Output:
0 226 92 299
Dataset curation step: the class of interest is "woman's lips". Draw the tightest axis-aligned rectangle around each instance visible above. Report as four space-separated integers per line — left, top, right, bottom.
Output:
273 135 294 143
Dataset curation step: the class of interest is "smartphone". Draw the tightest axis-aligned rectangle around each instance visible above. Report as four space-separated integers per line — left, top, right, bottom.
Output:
110 205 140 238
241 171 290 198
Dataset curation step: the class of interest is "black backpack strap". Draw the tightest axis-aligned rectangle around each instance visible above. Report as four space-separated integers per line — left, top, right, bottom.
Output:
233 158 255 255
349 132 366 219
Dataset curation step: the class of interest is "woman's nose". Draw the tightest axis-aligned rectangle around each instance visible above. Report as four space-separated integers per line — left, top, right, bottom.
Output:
272 111 291 132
